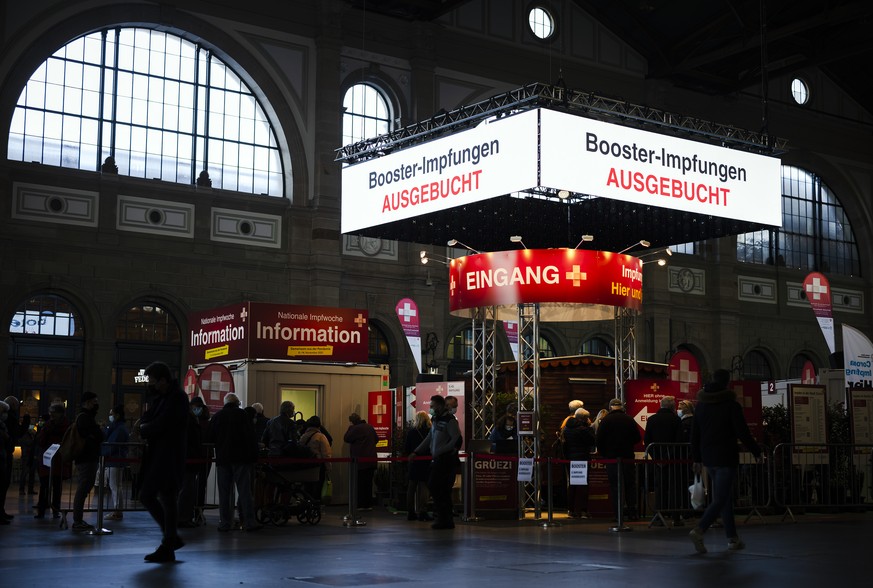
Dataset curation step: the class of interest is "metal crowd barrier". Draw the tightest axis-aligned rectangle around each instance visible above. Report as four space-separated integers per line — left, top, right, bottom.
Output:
771 443 873 521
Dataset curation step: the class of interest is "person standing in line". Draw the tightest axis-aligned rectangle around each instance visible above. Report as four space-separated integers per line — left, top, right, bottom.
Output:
404 411 432 521
410 395 461 530
689 369 762 554
209 393 261 533
263 401 297 456
70 391 104 532
344 413 379 510
102 405 129 520
298 415 331 503
18 414 37 495
177 397 204 527
189 396 212 519
139 361 189 563
1 396 22 520
251 403 269 448
563 407 596 518
595 398 641 521
644 396 683 525
34 405 69 519
0 400 10 525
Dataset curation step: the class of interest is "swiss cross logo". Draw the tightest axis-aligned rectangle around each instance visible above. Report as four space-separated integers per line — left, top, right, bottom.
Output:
240 306 248 322
670 358 700 394
372 395 387 424
805 277 828 301
200 369 232 402
565 265 588 287
397 302 417 323
354 313 367 328
450 275 457 296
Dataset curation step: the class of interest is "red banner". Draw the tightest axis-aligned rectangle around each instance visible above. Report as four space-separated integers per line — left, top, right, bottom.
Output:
198 363 235 413
188 302 369 364
668 350 702 396
368 390 392 450
449 249 643 312
803 272 835 354
625 379 682 451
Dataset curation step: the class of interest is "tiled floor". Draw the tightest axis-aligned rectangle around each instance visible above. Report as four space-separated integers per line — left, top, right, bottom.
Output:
1 490 870 587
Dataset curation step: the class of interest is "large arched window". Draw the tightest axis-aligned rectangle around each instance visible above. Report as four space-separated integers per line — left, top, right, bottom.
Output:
580 336 614 357
342 83 392 146
742 350 773 381
368 323 390 365
10 294 84 337
8 27 283 196
737 166 859 275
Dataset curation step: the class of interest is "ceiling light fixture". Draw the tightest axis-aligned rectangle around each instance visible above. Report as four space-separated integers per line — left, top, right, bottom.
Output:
573 234 594 249
617 239 651 254
447 238 480 254
510 235 527 249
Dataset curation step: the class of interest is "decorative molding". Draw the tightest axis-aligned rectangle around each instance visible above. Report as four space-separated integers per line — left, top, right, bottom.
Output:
343 234 398 260
737 275 777 304
667 266 704 295
787 281 864 314
117 195 194 238
11 182 98 227
211 207 281 248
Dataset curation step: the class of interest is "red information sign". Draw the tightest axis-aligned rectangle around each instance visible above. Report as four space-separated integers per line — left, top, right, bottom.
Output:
368 390 392 450
625 379 682 451
197 363 235 414
188 302 369 364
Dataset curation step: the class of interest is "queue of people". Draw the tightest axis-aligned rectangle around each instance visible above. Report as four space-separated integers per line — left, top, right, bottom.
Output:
1 367 760 559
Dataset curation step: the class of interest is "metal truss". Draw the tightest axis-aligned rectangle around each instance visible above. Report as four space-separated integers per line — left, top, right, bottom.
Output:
336 82 786 163
470 306 497 441
517 302 541 517
614 307 638 401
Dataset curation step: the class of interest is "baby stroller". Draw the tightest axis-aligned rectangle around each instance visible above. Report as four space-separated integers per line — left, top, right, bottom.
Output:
255 462 322 526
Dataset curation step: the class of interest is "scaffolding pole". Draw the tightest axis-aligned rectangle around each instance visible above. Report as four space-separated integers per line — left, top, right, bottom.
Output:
471 306 498 441
517 302 540 518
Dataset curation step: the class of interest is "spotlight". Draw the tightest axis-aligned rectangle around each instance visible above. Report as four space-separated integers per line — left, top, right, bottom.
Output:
419 250 427 259
510 235 527 249
573 235 594 249
447 239 480 254
557 189 570 199
618 239 651 254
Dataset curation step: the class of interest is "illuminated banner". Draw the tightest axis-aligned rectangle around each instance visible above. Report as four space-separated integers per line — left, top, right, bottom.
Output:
341 108 782 234
539 109 782 226
415 381 466 451
449 249 643 314
803 272 835 354
341 110 539 233
625 379 682 451
503 321 518 359
395 298 422 373
188 302 369 364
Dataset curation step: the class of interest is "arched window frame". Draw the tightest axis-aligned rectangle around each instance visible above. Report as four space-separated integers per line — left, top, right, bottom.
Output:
7 27 285 196
10 293 84 337
341 81 394 146
115 302 181 344
737 165 860 276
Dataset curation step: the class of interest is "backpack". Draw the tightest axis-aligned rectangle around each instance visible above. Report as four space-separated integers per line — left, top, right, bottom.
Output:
58 418 85 463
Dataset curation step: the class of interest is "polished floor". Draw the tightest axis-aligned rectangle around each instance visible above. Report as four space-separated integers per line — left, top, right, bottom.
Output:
1 489 870 587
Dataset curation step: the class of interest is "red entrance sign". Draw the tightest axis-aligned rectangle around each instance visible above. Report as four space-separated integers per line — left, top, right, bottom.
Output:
448 249 643 317
368 390 392 450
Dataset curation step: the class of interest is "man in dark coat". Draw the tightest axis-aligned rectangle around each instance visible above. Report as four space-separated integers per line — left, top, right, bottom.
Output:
643 395 683 525
596 398 641 520
689 369 762 554
139 361 190 562
344 412 379 510
70 391 104 532
210 392 261 532
563 408 596 518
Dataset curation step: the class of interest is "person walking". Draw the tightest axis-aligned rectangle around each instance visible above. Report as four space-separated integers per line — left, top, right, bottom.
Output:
139 361 189 562
344 413 379 510
409 395 461 530
18 414 37 495
210 392 261 533
689 369 762 554
70 391 104 532
595 398 641 521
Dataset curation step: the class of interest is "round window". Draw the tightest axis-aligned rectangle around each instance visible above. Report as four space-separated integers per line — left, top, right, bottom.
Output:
791 78 809 105
529 7 554 40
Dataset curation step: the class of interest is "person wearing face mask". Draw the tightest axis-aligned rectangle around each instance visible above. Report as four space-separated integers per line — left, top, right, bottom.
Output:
409 395 461 529
70 391 105 532
344 413 379 510
102 405 129 520
489 414 518 455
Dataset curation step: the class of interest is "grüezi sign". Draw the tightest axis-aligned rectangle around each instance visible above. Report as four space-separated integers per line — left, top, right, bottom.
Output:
188 302 369 365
